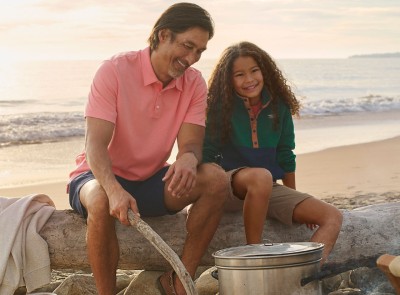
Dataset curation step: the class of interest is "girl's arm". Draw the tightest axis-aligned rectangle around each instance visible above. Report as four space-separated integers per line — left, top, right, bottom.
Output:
282 171 296 189
202 117 222 164
276 104 296 184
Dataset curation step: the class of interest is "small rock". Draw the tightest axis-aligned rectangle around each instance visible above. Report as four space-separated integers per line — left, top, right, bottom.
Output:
195 266 219 295
116 272 135 293
322 271 351 294
53 274 97 295
328 287 361 294
122 270 163 295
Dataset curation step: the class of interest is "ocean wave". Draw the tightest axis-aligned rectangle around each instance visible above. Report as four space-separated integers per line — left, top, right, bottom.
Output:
0 112 85 146
1 94 399 147
0 99 39 106
300 94 400 116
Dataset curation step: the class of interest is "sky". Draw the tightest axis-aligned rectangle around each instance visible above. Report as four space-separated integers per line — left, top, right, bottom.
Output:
0 0 399 61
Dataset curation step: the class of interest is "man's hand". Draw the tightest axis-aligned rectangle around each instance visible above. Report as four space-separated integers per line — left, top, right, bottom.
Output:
163 152 198 198
108 186 140 226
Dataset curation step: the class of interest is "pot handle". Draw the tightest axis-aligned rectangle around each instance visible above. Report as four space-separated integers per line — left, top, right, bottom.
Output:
211 269 219 280
301 255 380 286
301 269 334 286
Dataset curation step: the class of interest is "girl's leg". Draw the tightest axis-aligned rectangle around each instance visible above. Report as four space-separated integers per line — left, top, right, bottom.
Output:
231 168 273 244
292 197 343 263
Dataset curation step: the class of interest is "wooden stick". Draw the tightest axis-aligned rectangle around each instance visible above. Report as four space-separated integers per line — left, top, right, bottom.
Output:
128 210 197 295
377 254 400 295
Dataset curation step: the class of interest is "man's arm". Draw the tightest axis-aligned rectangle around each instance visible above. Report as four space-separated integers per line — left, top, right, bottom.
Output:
85 117 139 225
163 122 204 198
176 122 204 163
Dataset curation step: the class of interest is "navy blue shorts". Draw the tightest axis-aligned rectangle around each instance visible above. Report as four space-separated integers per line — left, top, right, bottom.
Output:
68 166 177 218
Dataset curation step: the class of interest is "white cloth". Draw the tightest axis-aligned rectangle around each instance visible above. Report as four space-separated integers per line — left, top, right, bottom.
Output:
389 256 400 277
0 194 55 294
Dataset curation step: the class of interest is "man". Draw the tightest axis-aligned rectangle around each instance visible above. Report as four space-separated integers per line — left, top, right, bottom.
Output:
67 3 229 295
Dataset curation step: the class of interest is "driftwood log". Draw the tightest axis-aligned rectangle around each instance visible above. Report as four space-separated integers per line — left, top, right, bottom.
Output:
40 202 400 273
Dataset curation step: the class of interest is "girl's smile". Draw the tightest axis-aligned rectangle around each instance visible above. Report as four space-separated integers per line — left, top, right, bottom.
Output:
232 56 264 105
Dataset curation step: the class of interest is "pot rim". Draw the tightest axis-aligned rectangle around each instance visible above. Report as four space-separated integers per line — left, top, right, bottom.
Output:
213 242 324 260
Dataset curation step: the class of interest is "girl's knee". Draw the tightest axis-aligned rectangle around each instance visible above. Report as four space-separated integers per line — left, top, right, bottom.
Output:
247 168 273 191
329 206 343 227
318 204 343 228
245 168 272 182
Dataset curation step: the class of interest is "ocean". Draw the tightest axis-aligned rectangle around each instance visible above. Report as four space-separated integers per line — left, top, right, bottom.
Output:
1 57 399 155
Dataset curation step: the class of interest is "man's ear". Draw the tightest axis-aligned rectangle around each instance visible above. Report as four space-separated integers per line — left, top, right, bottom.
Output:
158 29 170 43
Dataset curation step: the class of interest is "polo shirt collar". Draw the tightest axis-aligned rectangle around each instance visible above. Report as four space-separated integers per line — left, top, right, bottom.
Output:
141 47 183 91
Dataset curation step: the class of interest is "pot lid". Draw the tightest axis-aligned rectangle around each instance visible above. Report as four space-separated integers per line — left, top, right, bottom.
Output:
213 242 324 258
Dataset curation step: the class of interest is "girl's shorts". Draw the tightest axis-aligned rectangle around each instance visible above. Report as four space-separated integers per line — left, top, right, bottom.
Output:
68 166 177 218
225 167 312 225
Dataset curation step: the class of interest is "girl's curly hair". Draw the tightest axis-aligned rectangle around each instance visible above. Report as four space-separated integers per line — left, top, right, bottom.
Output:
207 41 301 144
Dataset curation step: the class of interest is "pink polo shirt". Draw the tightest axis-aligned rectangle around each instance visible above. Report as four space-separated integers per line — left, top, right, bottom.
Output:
69 47 207 181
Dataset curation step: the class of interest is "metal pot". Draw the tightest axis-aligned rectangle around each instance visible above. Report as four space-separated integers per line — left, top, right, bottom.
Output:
212 242 324 295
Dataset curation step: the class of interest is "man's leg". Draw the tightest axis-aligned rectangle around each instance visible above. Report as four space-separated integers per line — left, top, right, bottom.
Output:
80 180 119 295
292 197 343 263
163 163 229 295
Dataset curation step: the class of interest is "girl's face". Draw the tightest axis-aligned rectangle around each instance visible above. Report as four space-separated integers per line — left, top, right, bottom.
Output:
232 56 264 104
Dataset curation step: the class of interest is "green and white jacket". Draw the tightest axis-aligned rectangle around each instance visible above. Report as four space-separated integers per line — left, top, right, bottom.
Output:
202 88 296 180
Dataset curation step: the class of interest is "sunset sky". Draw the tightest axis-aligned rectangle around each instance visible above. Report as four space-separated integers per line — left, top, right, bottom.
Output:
0 0 399 61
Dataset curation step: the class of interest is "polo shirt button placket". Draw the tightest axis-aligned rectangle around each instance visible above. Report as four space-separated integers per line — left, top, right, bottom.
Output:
154 104 161 117
152 92 162 118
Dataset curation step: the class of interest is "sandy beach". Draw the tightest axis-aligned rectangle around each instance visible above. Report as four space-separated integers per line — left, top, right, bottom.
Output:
295 136 400 209
0 136 399 210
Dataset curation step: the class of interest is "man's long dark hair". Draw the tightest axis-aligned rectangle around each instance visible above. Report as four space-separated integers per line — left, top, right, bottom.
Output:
148 2 214 50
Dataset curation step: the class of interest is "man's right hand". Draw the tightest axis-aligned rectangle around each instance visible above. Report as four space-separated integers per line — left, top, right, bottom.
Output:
108 187 140 226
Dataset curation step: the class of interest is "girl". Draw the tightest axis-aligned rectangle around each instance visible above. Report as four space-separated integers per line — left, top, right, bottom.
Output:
203 41 342 263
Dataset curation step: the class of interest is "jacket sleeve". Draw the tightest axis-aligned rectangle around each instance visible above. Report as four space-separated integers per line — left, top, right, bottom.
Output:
276 105 296 173
202 118 222 164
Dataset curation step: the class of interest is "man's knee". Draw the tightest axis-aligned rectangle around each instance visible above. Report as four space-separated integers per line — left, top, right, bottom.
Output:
197 163 229 198
81 180 110 218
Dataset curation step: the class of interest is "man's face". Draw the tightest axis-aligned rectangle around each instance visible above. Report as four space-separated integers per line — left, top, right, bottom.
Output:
155 27 209 82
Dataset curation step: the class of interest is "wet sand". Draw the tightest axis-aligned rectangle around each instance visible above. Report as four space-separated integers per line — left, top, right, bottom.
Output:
1 136 399 210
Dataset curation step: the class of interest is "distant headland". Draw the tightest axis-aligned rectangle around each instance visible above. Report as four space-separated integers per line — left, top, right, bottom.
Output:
349 52 400 58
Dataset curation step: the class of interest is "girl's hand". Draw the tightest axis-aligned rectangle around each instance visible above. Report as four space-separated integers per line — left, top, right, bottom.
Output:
306 223 318 230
